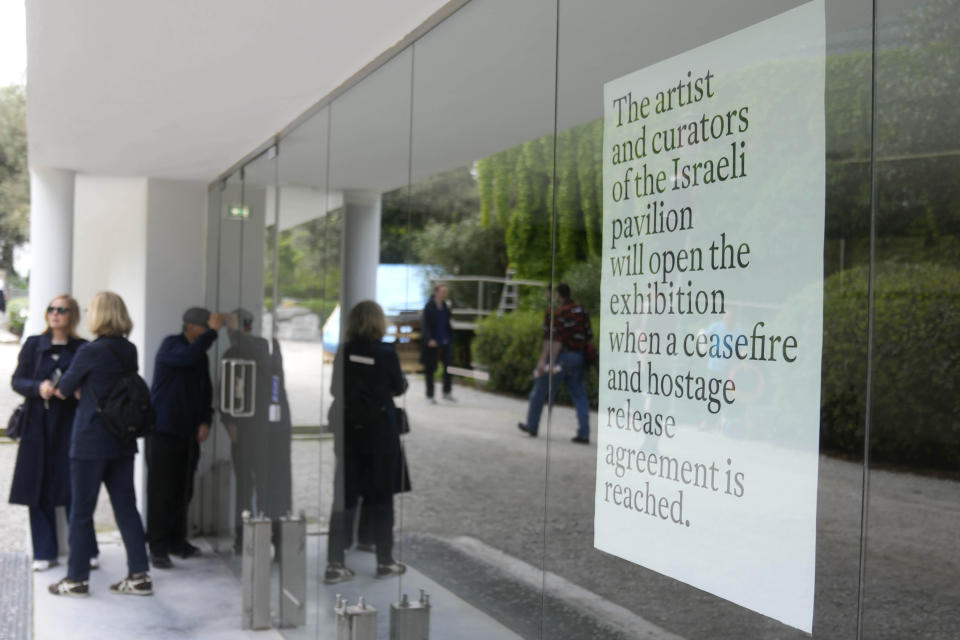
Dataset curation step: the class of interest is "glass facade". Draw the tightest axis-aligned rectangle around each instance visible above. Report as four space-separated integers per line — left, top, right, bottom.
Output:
196 1 959 637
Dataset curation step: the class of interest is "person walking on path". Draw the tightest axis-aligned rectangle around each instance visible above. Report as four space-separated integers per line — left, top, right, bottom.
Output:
324 301 409 584
420 283 455 404
517 283 593 444
8 294 98 571
146 307 222 568
48 291 151 597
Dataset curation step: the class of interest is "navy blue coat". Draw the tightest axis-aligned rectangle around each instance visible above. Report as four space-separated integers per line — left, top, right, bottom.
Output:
150 329 217 439
56 336 140 460
9 334 85 506
332 340 411 495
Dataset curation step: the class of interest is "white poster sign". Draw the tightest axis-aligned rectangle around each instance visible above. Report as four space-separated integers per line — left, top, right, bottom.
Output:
596 1 825 632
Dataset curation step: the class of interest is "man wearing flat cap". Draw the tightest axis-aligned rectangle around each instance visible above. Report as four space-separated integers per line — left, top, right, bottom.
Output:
146 307 223 568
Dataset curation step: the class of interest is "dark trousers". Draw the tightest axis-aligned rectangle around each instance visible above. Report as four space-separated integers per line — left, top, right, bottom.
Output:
146 432 199 555
423 343 452 398
356 507 375 546
29 501 59 561
67 457 147 581
231 438 254 543
327 453 396 566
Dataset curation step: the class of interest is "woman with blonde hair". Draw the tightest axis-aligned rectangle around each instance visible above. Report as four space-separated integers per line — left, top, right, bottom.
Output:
9 294 93 571
324 300 409 583
48 291 152 597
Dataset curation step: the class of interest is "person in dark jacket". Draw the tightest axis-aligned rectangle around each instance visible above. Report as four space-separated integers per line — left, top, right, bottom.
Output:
48 291 151 597
420 283 455 403
8 294 97 571
221 308 292 553
146 307 222 568
324 301 409 584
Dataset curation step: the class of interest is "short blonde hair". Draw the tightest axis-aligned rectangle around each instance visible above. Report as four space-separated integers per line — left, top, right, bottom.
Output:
44 294 81 338
87 291 133 337
346 300 386 342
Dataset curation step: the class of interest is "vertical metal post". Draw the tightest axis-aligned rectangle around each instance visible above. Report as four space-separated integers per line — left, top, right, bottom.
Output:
390 590 431 640
347 597 378 640
241 511 273 630
335 595 352 640
279 512 306 627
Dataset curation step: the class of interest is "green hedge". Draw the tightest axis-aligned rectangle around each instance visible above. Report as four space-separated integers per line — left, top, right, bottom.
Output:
822 262 960 470
6 297 27 336
474 311 542 395
473 310 599 408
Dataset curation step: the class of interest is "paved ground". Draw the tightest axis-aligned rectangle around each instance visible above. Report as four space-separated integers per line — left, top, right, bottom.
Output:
1 338 958 639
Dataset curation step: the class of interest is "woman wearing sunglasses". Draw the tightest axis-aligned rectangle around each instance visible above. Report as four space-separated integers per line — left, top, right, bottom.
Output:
9 294 97 571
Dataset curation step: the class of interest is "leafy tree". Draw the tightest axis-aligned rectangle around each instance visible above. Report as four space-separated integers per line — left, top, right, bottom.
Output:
380 165 480 263
0 85 29 274
476 121 603 281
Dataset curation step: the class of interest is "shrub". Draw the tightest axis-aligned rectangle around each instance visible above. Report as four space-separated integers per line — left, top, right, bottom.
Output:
7 297 28 336
473 310 542 395
473 309 600 408
821 262 960 470
560 255 601 320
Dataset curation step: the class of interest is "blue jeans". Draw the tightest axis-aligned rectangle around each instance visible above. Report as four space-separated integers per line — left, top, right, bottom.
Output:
524 350 590 440
68 457 148 581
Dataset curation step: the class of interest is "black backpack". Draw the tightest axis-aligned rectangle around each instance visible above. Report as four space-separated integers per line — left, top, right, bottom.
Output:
89 341 156 442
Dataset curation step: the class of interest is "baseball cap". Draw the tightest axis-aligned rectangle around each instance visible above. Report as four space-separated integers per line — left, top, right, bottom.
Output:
231 307 254 328
182 307 211 327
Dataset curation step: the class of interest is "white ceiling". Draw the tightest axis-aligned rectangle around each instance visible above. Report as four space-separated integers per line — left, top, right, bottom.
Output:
25 0 453 181
26 0 882 192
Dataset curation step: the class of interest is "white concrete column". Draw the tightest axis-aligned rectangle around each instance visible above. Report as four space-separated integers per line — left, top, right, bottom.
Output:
25 168 75 338
340 190 381 328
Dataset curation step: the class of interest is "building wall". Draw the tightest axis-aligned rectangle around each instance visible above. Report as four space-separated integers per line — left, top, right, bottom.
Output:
72 175 149 363
144 178 207 384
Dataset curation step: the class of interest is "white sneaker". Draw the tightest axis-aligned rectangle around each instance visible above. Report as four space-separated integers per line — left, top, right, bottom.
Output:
32 559 59 572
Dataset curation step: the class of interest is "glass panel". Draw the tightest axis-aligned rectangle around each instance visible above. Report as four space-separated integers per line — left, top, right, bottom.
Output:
273 106 337 638
196 170 244 553
396 1 558 637
862 0 960 637
316 45 417 632
550 1 872 638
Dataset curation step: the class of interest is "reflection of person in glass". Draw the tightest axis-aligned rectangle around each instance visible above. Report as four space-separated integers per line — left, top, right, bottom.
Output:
518 283 592 443
222 308 292 553
325 301 409 584
420 283 455 403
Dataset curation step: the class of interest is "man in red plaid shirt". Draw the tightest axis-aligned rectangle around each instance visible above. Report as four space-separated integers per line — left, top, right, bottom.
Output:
518 283 592 444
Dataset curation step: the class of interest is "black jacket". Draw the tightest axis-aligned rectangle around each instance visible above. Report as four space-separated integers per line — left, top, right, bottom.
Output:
150 330 217 438
56 336 139 460
9 334 85 506
420 296 453 359
332 340 407 457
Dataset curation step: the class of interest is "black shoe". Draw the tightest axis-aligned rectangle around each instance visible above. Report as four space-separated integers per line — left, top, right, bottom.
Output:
571 436 590 444
174 541 200 559
376 561 406 579
150 553 173 569
323 563 355 585
518 422 537 437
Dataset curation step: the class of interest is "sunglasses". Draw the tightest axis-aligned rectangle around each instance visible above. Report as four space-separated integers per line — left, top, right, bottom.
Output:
47 306 71 315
